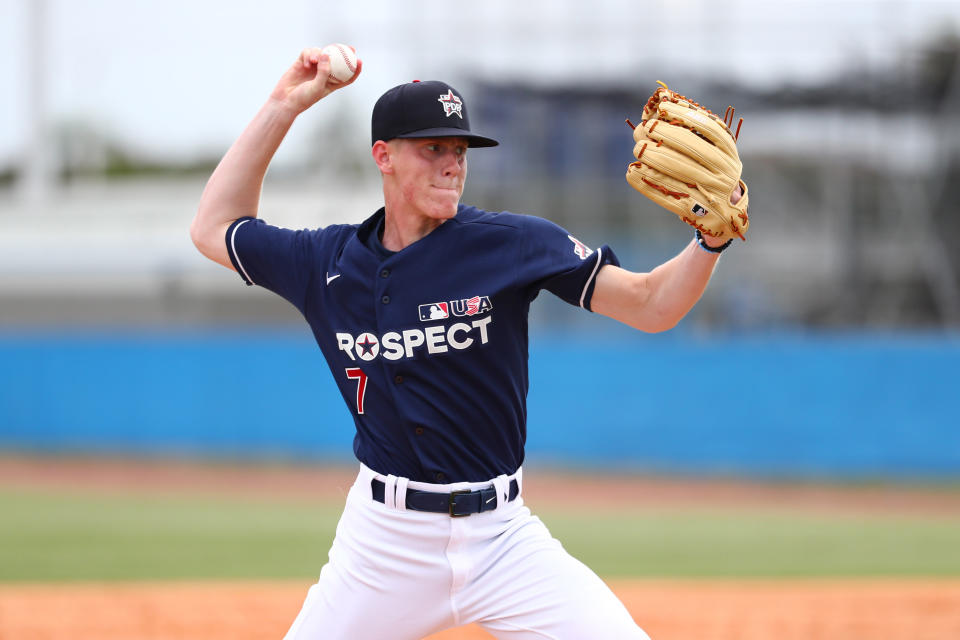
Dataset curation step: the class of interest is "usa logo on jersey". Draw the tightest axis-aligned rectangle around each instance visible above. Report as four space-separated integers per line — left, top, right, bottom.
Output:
419 296 492 321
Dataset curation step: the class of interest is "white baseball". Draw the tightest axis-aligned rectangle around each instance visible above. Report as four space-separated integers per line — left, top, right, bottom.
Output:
322 43 358 84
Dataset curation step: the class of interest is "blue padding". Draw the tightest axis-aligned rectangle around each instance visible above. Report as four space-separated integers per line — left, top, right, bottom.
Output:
526 331 960 478
1 329 957 478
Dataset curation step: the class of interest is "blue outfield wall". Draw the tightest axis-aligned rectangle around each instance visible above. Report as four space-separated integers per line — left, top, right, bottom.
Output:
0 329 957 479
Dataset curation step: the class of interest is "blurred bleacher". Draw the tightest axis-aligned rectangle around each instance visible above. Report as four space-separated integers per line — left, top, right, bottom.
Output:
2 55 958 331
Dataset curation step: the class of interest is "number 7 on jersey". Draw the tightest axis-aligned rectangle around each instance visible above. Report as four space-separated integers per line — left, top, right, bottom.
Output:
345 367 368 414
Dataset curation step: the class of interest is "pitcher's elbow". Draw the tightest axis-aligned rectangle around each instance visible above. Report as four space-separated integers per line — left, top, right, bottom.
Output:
189 218 205 252
652 318 681 333
189 218 200 248
631 311 681 334
639 321 678 334
189 214 218 259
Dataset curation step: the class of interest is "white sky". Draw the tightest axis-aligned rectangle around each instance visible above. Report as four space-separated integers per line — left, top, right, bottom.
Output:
1 0 958 167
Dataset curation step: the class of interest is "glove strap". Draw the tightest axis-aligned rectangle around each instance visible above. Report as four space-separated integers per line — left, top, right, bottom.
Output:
695 229 733 255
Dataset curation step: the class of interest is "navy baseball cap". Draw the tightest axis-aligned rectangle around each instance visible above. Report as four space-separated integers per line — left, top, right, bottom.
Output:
371 80 499 148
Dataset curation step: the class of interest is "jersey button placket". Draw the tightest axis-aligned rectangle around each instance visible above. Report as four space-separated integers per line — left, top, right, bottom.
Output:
374 262 404 432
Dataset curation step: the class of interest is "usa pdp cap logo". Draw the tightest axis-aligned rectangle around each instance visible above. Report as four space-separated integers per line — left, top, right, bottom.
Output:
371 80 499 148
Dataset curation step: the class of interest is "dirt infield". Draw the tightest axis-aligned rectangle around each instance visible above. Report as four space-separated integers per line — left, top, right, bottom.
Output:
3 454 959 515
3 455 960 639
1 579 959 639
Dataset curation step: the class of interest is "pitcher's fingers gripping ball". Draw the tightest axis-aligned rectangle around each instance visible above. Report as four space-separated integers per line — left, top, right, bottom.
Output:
625 81 750 243
321 43 359 84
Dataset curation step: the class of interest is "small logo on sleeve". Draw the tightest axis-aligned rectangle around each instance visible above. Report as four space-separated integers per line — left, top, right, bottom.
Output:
567 235 594 260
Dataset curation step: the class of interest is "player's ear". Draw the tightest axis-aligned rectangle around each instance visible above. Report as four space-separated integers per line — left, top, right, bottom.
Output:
372 140 393 174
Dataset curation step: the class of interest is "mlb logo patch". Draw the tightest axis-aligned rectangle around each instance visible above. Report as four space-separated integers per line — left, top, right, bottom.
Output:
419 302 450 321
691 204 708 217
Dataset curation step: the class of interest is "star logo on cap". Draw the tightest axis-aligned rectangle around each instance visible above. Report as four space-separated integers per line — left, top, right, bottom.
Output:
438 90 463 118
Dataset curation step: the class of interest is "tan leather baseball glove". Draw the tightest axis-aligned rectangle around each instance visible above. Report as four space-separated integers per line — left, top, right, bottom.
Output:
625 82 749 242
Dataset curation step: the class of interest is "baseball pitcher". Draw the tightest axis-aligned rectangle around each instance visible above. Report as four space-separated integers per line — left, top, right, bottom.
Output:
191 46 748 639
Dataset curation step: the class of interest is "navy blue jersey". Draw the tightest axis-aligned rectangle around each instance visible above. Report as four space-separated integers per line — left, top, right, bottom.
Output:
226 205 619 482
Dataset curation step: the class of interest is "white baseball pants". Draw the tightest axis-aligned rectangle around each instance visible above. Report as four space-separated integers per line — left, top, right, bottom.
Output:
283 464 650 640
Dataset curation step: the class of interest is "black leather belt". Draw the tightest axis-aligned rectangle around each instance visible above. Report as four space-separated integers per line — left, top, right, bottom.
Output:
371 477 519 517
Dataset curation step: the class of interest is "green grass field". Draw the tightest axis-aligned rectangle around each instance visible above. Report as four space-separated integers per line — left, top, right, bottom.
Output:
3 487 959 582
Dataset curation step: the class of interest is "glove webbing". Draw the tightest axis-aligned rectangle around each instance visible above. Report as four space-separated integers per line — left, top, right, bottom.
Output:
648 82 744 142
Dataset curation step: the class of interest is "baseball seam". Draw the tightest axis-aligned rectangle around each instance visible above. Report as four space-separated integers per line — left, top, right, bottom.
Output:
330 44 357 82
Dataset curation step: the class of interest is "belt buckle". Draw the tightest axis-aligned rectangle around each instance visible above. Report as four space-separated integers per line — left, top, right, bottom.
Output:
448 489 472 517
